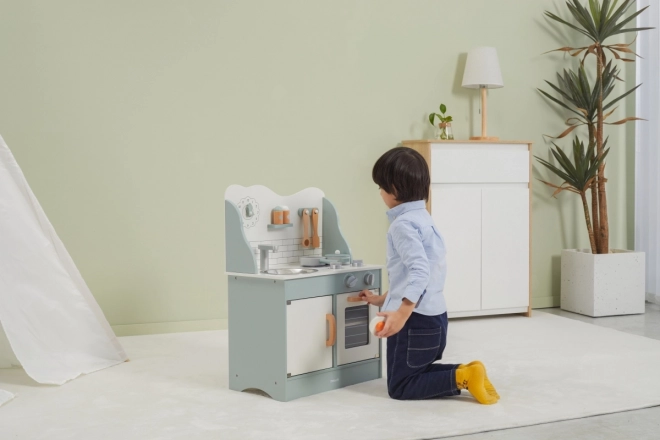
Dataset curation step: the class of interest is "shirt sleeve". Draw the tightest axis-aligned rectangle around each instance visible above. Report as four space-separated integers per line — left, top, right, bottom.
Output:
390 220 430 304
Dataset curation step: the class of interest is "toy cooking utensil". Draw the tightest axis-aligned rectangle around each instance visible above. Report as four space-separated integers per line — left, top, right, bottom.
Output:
299 255 350 267
324 250 351 264
311 208 320 248
299 250 351 267
301 209 311 247
299 256 323 267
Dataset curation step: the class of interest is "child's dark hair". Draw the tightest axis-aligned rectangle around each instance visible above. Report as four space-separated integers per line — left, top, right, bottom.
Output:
372 146 430 202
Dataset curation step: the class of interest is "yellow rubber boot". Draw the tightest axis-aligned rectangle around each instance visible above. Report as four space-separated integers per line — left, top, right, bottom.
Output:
455 363 498 405
458 361 500 399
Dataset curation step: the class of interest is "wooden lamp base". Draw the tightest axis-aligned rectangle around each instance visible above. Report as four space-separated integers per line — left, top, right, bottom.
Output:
474 87 498 141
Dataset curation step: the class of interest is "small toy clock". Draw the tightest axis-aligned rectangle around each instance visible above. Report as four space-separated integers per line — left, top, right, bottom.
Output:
237 197 260 229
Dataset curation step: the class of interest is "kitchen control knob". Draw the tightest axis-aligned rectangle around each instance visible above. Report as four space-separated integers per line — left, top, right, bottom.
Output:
364 273 374 286
345 275 357 288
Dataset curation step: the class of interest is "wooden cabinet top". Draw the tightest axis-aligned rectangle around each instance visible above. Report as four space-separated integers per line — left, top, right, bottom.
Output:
402 140 533 145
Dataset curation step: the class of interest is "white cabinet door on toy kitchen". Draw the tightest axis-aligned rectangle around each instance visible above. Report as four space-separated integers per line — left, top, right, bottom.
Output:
286 296 333 376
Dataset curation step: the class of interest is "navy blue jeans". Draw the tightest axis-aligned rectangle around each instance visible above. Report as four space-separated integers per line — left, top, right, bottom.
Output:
386 312 461 400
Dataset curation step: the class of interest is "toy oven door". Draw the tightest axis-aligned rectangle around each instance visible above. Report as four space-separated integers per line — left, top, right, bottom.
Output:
336 290 380 366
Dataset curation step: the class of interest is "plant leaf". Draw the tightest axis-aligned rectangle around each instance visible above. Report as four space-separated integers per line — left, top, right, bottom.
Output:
553 124 581 139
606 46 635 62
613 26 654 36
554 143 579 177
603 83 641 111
609 7 650 36
572 0 599 38
538 179 581 197
536 157 575 184
566 117 585 126
601 107 617 121
545 11 596 41
605 116 645 125
543 46 583 55
440 104 447 114
602 0 635 38
589 0 599 27
538 88 585 118
606 0 619 19
608 45 639 56
566 1 597 39
546 78 577 105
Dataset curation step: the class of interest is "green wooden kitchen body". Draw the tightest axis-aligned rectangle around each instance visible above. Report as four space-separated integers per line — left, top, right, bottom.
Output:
225 185 383 402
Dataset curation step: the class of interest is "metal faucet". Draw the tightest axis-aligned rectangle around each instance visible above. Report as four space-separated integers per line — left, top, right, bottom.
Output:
258 244 279 272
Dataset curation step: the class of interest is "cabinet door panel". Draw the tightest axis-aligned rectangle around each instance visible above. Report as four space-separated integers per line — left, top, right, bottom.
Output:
481 187 530 309
431 186 482 313
287 296 333 376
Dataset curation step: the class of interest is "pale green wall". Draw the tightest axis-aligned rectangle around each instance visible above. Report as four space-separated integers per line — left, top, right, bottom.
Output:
0 0 636 334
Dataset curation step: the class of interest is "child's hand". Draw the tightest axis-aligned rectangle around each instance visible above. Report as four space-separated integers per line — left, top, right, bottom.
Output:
375 310 408 338
358 289 385 307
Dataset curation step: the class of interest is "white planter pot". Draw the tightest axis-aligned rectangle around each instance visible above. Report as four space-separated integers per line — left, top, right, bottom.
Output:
561 249 646 317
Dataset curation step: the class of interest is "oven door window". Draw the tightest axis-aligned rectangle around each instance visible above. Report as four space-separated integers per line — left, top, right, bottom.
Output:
344 304 369 349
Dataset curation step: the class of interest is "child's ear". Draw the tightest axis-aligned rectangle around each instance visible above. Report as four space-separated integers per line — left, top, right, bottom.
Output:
391 186 398 200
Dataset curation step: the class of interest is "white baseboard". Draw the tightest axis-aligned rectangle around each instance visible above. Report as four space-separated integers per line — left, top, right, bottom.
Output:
111 319 227 337
532 295 560 309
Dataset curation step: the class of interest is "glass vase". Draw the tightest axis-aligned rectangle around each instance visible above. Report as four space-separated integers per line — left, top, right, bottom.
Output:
436 122 454 140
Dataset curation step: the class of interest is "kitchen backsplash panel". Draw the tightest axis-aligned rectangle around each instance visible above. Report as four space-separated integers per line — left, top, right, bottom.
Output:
250 237 323 269
225 185 325 245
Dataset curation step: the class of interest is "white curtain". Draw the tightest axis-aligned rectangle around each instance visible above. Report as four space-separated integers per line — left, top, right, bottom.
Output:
636 0 660 305
0 135 127 407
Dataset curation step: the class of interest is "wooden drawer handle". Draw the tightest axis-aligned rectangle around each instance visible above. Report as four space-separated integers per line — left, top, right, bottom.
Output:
347 296 364 303
326 314 336 347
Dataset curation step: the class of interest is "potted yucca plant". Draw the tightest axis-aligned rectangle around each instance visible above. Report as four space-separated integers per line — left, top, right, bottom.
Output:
537 0 651 316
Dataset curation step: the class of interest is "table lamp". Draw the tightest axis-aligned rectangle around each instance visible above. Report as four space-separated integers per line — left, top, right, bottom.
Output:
462 47 504 141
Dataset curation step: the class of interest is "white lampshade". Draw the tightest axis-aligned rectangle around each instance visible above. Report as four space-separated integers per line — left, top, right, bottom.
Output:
462 47 504 89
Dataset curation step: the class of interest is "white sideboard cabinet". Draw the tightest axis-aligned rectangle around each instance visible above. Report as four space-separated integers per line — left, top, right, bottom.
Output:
403 140 532 318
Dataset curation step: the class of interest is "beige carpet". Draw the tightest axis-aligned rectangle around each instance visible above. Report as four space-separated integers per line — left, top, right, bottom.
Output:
1 312 660 440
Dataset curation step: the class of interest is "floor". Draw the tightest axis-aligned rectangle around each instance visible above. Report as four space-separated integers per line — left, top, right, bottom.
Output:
440 303 660 440
1 305 658 440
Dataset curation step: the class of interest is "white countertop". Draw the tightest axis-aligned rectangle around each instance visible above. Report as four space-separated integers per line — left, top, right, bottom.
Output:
226 263 383 281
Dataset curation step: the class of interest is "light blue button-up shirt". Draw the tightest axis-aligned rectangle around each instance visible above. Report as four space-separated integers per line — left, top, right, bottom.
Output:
382 200 447 316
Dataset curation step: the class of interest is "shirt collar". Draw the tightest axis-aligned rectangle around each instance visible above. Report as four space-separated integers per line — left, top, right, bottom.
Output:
386 200 426 223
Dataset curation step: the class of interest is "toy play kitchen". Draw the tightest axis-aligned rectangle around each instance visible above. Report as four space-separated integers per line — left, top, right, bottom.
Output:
225 185 383 401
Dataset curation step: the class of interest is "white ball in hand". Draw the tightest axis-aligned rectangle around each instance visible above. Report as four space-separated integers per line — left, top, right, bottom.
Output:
369 316 386 336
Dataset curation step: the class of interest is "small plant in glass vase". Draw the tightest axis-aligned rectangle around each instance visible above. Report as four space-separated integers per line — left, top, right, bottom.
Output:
429 104 454 140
